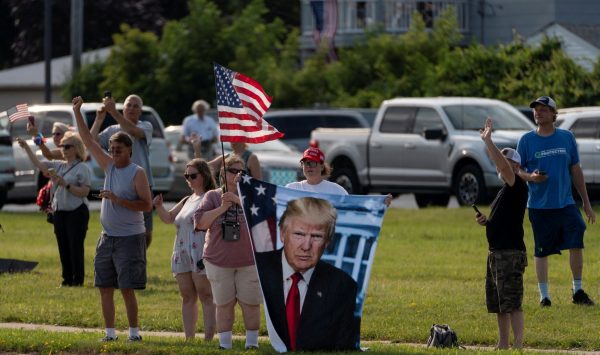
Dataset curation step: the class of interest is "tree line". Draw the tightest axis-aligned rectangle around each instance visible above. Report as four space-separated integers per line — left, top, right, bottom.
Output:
62 0 600 126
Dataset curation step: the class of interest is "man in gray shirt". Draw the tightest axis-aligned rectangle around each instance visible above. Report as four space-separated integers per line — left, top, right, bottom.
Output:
91 94 155 248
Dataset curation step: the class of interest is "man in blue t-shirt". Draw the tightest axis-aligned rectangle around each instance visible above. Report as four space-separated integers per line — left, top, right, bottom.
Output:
517 96 596 308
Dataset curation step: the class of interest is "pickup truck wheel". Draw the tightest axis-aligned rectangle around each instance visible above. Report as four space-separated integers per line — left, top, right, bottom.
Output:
330 166 360 194
415 193 450 208
454 164 486 206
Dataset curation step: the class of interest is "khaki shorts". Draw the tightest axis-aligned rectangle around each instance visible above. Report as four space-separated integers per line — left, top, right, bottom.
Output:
204 260 262 306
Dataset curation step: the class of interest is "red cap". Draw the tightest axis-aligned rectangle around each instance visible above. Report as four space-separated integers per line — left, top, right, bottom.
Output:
301 147 324 164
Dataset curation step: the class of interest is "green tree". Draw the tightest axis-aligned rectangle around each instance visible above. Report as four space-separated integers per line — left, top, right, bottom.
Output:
153 0 225 123
100 24 160 103
60 61 106 101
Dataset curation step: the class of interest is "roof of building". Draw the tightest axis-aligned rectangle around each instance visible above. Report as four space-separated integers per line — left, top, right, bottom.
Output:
560 23 600 50
0 47 110 88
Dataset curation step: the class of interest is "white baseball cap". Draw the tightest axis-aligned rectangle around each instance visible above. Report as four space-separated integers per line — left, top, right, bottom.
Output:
501 148 521 165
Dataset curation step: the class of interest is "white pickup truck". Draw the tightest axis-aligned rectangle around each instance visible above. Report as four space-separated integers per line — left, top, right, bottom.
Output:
310 97 535 207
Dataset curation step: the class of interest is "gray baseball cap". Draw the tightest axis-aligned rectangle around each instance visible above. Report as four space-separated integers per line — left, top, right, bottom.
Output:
529 96 557 111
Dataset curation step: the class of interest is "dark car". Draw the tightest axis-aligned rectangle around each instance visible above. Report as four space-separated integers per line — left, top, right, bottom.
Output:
263 109 376 151
515 105 535 124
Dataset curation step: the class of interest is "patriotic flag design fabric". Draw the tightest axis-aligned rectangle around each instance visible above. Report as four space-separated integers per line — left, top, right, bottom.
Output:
238 176 387 351
7 104 30 123
213 63 283 143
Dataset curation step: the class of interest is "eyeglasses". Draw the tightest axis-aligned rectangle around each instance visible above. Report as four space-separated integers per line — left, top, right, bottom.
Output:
226 168 243 175
52 132 63 137
184 173 199 180
301 160 319 168
60 144 74 150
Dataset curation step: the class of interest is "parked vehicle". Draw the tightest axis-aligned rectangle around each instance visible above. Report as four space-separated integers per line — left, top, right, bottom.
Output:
162 125 304 201
311 97 535 207
263 109 376 151
514 105 535 124
8 103 174 201
556 107 600 199
0 114 16 209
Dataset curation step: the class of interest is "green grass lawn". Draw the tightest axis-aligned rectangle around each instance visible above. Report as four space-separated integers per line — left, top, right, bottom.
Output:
1 206 600 353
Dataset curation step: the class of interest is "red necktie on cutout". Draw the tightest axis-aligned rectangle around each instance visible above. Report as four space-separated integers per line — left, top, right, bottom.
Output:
286 272 302 351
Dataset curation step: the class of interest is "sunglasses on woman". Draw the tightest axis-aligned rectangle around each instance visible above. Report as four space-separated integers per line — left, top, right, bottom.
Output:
184 173 199 180
226 168 243 175
52 132 63 137
301 160 319 168
60 144 74 150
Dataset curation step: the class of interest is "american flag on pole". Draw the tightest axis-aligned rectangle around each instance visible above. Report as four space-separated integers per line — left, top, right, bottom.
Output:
310 0 338 61
213 63 283 143
7 104 30 123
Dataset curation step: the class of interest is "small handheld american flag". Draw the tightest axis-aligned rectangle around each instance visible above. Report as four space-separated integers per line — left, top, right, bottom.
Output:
6 104 30 123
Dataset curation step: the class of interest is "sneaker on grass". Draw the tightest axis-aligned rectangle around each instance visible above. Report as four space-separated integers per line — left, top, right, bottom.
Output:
127 335 143 342
100 335 118 342
573 289 594 306
540 298 552 307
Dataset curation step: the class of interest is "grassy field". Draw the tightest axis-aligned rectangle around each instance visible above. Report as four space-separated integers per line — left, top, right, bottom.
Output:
1 206 600 353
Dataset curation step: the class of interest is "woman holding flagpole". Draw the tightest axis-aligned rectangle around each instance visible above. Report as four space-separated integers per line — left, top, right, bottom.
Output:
194 156 261 350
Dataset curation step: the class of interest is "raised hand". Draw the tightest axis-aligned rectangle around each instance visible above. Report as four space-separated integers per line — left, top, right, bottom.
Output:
480 117 493 142
72 96 83 111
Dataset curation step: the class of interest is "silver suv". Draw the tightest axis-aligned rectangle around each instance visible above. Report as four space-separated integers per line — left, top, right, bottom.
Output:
556 107 600 199
0 114 15 209
8 103 174 200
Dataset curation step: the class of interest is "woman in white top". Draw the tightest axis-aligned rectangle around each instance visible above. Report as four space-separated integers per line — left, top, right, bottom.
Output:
153 158 217 340
286 147 348 194
287 147 392 206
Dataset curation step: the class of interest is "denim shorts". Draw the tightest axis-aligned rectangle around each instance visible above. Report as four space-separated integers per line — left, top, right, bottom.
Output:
529 205 586 257
486 250 527 314
94 233 147 289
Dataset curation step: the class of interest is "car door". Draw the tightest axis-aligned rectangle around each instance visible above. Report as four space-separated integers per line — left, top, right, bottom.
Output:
400 107 450 187
568 117 599 183
368 106 415 186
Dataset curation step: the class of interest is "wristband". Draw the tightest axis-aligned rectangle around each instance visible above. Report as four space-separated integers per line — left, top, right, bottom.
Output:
33 133 46 146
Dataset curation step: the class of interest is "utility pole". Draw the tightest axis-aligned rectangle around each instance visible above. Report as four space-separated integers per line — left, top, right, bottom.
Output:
71 0 84 74
44 0 52 103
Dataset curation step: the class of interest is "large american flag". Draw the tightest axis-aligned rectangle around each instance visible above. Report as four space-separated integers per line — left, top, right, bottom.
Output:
213 63 283 143
6 104 30 123
239 176 387 351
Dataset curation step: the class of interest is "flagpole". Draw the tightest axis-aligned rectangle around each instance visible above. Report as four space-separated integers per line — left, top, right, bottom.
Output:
220 140 228 192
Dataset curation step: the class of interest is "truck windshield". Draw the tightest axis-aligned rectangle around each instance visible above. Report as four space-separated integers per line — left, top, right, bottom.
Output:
443 105 532 130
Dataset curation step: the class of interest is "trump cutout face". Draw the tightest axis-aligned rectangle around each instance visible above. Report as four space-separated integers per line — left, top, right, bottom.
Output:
279 197 336 273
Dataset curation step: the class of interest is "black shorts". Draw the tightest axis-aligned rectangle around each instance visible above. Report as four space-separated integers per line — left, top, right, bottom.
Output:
486 250 527 314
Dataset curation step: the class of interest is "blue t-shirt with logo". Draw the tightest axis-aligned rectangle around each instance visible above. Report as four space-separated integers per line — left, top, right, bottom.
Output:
517 128 579 209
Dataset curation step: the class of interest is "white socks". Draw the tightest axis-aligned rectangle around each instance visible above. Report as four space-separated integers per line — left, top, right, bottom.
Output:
245 329 259 348
219 331 233 349
129 327 140 337
573 279 582 293
105 328 116 338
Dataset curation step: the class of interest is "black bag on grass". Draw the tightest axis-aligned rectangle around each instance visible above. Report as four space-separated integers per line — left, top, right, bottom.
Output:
427 324 459 348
